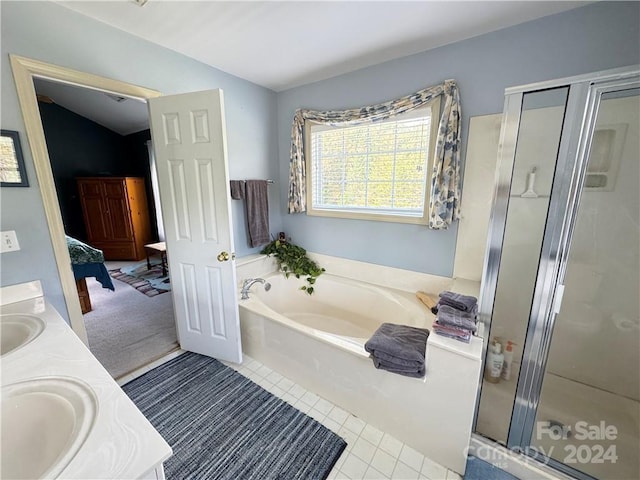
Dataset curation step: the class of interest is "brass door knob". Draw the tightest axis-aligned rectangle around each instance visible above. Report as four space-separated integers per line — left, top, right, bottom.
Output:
217 251 230 262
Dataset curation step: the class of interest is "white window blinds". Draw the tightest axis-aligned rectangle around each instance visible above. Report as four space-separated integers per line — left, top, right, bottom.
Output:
307 105 436 223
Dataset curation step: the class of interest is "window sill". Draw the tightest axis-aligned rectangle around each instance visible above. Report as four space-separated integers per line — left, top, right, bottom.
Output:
306 207 429 225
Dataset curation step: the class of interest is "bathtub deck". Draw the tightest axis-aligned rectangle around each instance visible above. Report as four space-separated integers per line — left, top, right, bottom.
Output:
119 350 463 480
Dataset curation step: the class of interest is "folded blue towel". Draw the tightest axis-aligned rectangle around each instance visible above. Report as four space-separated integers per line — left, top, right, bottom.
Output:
436 305 477 333
438 291 477 312
364 323 429 378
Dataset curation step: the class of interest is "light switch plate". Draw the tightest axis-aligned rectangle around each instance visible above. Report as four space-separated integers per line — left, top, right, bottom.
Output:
1 231 21 253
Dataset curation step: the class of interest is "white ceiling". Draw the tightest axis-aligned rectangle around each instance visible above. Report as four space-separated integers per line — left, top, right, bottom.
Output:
38 1 590 135
34 78 150 135
58 0 591 92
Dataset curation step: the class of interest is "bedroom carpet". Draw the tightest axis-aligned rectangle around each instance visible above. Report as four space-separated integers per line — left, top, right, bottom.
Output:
123 352 347 480
84 267 178 378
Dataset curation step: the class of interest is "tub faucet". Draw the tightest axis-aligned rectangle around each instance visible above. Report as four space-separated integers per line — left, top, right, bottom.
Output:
241 278 271 299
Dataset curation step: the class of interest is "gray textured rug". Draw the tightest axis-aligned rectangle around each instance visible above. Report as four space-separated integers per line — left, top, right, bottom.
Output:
84 272 178 378
123 352 347 480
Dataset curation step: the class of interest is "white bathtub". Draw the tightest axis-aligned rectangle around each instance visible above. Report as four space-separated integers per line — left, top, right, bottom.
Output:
248 272 428 357
237 257 483 475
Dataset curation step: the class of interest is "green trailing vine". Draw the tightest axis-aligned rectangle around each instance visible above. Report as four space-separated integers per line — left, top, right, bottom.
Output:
261 239 325 295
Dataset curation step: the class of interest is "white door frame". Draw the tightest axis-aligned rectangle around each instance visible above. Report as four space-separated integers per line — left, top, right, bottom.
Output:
10 54 162 344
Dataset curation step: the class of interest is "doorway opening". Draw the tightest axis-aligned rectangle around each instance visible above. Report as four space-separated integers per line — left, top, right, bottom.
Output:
36 78 179 378
10 55 179 379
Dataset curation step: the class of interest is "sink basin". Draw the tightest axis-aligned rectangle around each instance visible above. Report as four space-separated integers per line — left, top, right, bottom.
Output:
0 314 45 356
1 377 98 479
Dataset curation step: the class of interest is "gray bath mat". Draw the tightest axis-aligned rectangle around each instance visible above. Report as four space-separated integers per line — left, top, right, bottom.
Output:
123 352 347 479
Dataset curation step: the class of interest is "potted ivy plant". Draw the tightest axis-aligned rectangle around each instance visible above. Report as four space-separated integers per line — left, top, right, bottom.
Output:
260 238 325 294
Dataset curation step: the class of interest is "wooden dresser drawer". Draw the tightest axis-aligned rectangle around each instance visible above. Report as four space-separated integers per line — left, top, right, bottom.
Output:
97 242 139 261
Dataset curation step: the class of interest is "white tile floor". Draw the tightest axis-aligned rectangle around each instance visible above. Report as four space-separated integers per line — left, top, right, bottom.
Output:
118 350 463 480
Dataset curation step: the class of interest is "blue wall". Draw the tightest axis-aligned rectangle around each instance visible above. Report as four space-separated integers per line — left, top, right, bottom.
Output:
276 1 640 277
0 1 281 322
1 1 639 323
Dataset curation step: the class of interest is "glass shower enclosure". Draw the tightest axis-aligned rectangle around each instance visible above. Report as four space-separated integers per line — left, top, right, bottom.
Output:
474 66 639 480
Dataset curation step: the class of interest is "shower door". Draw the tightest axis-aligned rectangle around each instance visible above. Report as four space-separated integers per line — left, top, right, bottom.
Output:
527 86 639 480
475 86 570 445
475 67 639 480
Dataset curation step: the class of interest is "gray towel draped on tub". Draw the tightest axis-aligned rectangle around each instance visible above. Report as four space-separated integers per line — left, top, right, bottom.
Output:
244 179 270 247
364 323 430 378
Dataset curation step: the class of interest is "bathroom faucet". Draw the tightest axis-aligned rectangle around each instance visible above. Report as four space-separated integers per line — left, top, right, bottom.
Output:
241 278 271 299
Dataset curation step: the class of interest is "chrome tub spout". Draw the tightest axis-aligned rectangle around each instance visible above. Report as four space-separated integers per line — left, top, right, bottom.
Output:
241 278 271 299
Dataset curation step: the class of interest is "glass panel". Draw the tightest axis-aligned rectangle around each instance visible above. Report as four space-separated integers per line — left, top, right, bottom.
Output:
308 103 435 219
530 89 639 479
475 87 569 444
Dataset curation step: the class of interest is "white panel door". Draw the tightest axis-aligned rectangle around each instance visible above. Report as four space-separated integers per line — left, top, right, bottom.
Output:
148 89 241 363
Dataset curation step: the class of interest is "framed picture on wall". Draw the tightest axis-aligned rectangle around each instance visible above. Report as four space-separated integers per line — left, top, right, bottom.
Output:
1 129 29 187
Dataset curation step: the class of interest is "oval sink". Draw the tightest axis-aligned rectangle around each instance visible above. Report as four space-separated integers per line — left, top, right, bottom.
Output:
0 314 45 357
1 377 98 479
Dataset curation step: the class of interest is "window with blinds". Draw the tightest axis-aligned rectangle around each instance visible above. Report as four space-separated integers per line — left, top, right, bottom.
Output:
305 98 440 224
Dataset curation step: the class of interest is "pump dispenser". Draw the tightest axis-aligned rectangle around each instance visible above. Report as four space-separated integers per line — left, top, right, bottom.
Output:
501 341 515 381
484 339 504 384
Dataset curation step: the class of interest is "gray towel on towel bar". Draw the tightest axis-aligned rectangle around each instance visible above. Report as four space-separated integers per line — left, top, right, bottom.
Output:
245 179 270 248
364 323 429 378
230 180 245 200
438 291 477 312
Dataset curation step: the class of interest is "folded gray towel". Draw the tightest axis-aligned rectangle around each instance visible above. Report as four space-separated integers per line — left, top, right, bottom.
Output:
365 323 429 377
372 357 425 378
436 304 477 333
229 180 245 200
438 291 477 312
244 180 270 248
370 349 423 369
365 323 430 363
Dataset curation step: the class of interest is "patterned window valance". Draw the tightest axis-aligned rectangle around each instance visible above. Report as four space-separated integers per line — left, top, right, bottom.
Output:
288 79 461 229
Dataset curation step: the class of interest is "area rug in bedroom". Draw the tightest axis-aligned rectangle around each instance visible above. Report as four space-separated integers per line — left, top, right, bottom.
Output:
110 261 170 297
123 352 347 480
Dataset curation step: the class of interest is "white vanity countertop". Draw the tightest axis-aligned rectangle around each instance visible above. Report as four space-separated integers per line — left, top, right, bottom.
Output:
1 284 172 479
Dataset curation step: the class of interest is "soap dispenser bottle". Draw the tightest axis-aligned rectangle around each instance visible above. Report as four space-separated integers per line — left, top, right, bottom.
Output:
501 341 515 381
484 339 504 384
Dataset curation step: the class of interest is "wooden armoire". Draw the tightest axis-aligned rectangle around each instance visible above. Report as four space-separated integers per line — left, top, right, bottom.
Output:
77 177 152 260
